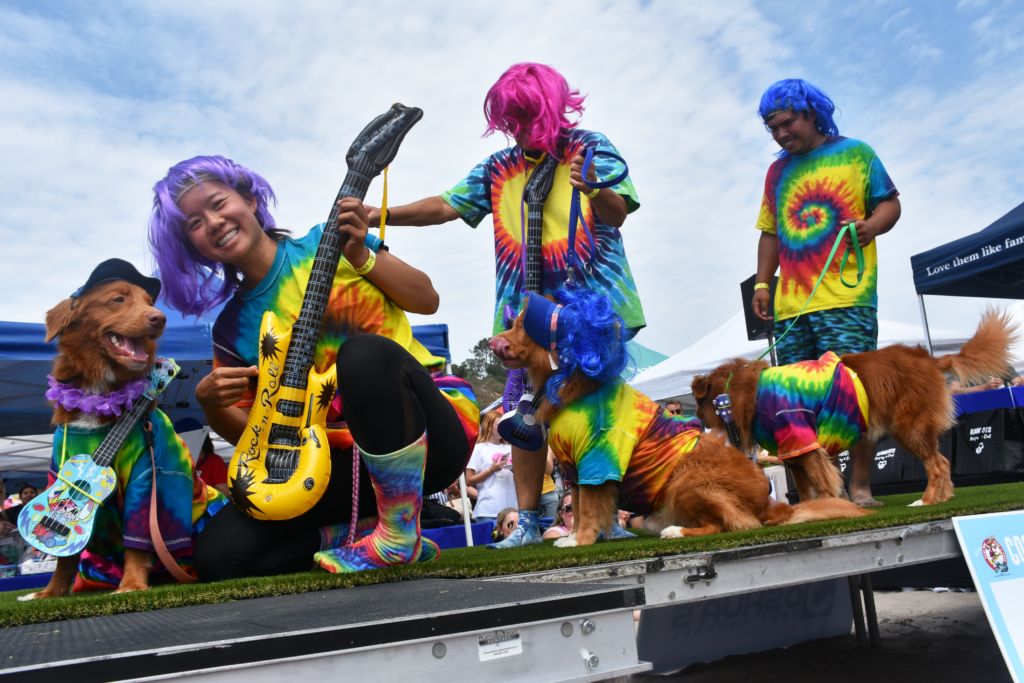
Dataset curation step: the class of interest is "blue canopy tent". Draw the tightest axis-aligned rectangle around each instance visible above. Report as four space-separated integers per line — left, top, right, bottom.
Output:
0 310 452 438
911 200 1024 352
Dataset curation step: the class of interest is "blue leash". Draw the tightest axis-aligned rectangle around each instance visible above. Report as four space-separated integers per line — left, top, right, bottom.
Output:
566 148 629 283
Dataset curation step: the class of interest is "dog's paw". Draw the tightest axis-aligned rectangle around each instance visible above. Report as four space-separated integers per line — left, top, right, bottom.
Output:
660 526 684 539
16 592 40 602
907 499 925 507
113 584 148 594
553 536 578 548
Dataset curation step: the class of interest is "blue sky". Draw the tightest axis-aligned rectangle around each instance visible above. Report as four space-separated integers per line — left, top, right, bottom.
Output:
1 0 1023 362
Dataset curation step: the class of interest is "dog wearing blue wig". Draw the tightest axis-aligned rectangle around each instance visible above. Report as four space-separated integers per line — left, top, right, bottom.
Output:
490 288 867 546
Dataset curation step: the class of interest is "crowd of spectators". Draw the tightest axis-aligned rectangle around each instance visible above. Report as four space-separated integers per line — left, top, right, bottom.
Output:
423 406 644 541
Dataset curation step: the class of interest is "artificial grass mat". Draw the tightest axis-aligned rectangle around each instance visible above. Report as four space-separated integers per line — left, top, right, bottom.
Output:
3 482 1022 628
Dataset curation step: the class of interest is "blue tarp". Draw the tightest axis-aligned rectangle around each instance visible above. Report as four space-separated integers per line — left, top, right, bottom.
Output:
0 311 451 436
912 201 1024 298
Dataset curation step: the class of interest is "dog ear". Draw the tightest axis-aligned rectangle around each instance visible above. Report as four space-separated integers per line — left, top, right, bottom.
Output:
45 298 78 343
691 375 710 400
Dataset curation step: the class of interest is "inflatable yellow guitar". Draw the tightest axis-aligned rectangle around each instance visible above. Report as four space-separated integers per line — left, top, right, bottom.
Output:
228 103 423 520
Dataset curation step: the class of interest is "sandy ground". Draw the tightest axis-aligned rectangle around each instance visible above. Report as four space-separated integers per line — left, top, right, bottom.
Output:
629 589 1011 683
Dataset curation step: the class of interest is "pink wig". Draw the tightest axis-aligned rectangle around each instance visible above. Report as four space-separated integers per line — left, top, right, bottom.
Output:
483 63 586 156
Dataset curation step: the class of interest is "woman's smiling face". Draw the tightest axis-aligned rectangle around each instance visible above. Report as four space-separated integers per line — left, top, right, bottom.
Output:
177 180 265 266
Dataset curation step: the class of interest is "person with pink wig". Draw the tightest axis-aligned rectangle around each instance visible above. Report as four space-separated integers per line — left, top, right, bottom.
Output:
366 62 645 548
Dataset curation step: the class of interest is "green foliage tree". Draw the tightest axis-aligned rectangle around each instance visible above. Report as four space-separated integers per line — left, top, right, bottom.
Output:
452 337 507 407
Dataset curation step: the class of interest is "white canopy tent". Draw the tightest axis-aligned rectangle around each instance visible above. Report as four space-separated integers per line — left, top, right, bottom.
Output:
630 311 975 406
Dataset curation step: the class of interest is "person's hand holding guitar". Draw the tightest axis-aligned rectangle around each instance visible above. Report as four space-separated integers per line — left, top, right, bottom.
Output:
335 197 372 270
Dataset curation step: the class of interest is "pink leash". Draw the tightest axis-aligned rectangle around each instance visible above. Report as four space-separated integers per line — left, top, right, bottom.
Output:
346 442 360 546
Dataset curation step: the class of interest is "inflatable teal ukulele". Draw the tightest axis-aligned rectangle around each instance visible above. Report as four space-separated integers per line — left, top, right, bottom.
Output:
19 358 178 556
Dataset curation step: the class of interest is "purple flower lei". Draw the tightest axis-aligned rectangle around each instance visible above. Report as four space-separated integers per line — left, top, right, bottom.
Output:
45 375 148 417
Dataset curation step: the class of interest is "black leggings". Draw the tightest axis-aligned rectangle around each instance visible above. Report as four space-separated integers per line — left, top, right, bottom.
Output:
194 334 471 581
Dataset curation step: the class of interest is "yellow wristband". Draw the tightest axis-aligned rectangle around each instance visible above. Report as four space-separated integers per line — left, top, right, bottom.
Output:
754 282 770 291
355 250 376 276
584 187 600 199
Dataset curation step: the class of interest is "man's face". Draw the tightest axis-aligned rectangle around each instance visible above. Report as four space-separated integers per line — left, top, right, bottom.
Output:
666 403 682 416
766 109 822 155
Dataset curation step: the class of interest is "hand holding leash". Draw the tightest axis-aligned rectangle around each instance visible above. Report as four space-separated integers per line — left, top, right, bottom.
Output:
844 218 879 248
569 153 599 194
566 148 629 281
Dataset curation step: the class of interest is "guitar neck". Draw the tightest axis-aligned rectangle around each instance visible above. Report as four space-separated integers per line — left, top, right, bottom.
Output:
524 205 543 294
282 158 376 386
91 396 155 468
522 153 559 295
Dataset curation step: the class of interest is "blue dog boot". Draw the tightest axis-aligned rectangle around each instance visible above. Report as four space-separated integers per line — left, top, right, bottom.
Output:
486 509 542 549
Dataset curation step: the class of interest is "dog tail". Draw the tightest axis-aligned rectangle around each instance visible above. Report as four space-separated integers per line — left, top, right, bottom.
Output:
936 307 1019 385
763 498 870 526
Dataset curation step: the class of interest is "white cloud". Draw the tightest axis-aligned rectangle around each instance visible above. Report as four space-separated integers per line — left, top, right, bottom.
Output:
0 0 1022 367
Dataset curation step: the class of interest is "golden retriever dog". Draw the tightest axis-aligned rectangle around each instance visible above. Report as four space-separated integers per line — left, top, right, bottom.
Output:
490 289 867 546
692 309 1016 507
26 261 167 598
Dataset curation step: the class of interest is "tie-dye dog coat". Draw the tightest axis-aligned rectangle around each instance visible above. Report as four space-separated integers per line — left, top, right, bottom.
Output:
547 383 703 513
752 351 869 459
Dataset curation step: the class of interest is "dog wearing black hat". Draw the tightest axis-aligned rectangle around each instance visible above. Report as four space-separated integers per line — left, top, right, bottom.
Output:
22 259 220 599
44 258 167 430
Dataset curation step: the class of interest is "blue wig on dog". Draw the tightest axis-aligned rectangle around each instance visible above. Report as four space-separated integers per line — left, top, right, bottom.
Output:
544 288 635 406
758 79 839 145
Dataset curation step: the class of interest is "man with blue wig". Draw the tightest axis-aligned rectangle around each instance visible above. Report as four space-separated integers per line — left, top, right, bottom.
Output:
750 78 901 507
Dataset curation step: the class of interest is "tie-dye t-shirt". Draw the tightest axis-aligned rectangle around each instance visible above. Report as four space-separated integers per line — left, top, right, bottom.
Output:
547 383 702 513
441 128 645 337
753 351 869 459
213 224 479 450
755 137 898 320
47 409 223 592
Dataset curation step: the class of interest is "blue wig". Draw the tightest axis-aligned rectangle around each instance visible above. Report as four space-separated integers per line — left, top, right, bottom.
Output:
758 79 839 141
545 287 635 406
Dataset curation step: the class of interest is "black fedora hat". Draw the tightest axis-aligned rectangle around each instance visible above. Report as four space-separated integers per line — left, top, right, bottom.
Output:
71 258 161 301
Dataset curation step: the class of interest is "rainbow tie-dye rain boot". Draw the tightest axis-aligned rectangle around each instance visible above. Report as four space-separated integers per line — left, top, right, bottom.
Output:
315 432 438 573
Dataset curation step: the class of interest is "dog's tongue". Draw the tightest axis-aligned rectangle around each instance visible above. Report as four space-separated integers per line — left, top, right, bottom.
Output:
112 333 149 362
125 336 148 362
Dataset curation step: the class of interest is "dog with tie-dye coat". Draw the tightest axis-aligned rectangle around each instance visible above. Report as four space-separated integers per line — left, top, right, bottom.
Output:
489 288 867 546
692 309 1017 507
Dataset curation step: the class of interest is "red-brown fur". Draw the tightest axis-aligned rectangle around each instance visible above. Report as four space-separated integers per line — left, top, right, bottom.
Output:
490 308 868 546
649 432 866 538
692 309 1017 507
27 281 166 599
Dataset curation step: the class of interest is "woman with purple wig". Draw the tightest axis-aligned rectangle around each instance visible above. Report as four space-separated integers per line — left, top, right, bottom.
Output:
148 156 480 580
365 63 645 549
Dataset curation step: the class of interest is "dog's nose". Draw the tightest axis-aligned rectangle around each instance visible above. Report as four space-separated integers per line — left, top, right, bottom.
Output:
489 336 510 358
148 310 166 329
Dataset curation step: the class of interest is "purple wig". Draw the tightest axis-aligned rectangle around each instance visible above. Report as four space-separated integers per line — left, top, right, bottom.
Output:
758 79 839 150
148 156 280 317
483 63 586 157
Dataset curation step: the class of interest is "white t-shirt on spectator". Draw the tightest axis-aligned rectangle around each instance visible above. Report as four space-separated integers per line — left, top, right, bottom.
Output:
467 441 517 520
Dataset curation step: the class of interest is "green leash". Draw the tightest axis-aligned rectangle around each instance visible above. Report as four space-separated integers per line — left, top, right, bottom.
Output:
754 222 866 364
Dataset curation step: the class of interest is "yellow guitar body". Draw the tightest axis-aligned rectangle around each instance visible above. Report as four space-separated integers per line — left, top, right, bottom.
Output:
227 310 334 520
